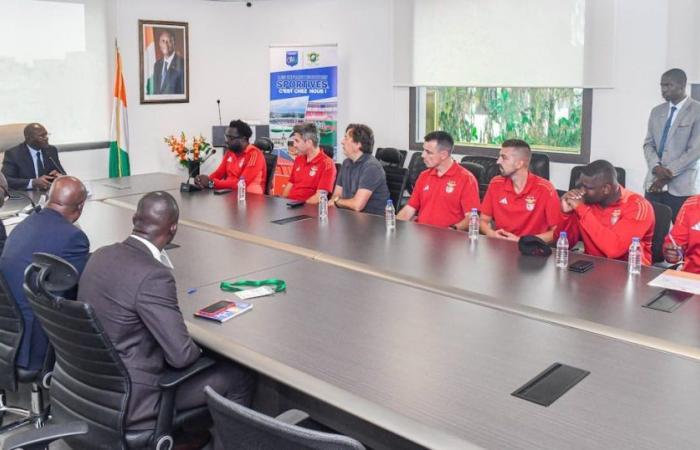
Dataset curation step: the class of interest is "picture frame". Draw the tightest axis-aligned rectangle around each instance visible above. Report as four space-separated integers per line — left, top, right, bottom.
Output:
138 20 189 104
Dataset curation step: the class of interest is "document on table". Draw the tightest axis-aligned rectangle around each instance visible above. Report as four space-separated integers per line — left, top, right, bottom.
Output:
648 270 700 295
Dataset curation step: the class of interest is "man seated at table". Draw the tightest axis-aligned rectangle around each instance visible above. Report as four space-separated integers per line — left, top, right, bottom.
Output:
194 119 266 194
2 123 66 191
330 123 390 215
555 159 655 264
663 195 700 273
479 139 560 242
0 176 89 371
397 131 479 229
281 123 336 204
78 191 255 431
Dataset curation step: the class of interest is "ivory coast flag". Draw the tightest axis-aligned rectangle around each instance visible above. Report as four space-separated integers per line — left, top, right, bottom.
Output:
109 45 131 177
143 26 156 95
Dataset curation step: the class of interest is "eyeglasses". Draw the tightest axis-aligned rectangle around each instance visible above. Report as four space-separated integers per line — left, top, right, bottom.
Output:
225 134 245 141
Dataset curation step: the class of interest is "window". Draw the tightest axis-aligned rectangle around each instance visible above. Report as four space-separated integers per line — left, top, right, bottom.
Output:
411 87 592 164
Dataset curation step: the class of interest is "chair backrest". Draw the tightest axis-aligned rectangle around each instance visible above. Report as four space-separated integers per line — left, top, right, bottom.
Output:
375 148 403 167
569 165 626 190
383 166 408 209
0 271 23 391
334 163 341 187
320 145 334 159
263 153 278 195
0 123 27 165
529 153 550 180
24 253 131 449
254 137 275 154
205 386 365 450
650 201 672 264
460 161 484 183
461 155 499 199
406 152 427 194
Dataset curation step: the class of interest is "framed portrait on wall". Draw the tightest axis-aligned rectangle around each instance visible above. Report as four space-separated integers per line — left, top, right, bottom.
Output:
138 20 189 104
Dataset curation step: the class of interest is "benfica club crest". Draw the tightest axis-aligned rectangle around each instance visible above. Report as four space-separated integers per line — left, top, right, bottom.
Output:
611 209 622 225
445 180 456 194
525 196 536 211
309 165 318 177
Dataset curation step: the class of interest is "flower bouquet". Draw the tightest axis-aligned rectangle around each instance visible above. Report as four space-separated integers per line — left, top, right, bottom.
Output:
164 132 213 176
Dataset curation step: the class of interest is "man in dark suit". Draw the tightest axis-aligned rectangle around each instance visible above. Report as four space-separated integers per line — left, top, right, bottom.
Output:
78 191 254 431
153 30 185 95
0 176 89 370
2 123 65 191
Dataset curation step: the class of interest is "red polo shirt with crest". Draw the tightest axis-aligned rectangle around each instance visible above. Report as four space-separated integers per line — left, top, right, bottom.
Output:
209 144 267 194
481 172 560 237
554 187 655 265
287 150 336 201
406 161 480 228
665 195 700 273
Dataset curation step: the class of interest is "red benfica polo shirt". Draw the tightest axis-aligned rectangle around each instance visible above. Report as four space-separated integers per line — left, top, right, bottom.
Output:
665 195 700 273
287 150 336 201
554 187 655 265
407 161 480 228
209 144 267 194
481 172 560 236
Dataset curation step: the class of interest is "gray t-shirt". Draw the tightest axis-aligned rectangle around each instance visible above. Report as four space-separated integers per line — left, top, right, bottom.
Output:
336 153 390 215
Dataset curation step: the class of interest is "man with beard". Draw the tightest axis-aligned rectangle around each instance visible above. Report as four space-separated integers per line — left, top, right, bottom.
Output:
195 119 266 194
2 123 66 190
555 159 655 264
479 139 560 243
397 131 480 229
282 122 336 204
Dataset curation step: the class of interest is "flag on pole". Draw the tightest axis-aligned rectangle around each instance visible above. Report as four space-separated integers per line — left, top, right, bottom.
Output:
143 26 156 95
109 43 131 178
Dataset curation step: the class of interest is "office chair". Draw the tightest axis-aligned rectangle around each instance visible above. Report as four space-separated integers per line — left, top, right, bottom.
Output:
5 253 215 450
460 161 485 184
263 153 278 195
406 152 427 194
569 165 626 190
205 386 365 450
0 272 52 434
461 155 499 199
529 153 550 180
254 137 274 154
650 201 673 264
380 149 409 208
376 148 406 167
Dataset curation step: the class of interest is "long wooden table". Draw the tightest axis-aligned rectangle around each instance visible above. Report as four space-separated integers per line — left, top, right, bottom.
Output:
106 189 700 360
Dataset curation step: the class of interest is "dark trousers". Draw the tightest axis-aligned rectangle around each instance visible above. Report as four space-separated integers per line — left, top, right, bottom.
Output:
645 191 689 223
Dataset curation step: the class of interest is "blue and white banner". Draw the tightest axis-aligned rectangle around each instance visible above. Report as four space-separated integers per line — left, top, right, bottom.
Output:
269 45 338 195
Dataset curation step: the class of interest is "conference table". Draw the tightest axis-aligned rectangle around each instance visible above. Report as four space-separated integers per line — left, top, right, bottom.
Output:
106 186 700 361
71 200 700 449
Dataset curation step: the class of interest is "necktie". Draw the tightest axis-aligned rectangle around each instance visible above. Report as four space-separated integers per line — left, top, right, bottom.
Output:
35 151 45 177
160 61 168 90
658 105 677 159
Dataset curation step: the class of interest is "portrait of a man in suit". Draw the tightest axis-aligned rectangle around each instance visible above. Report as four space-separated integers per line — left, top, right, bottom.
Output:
153 30 185 95
139 20 189 104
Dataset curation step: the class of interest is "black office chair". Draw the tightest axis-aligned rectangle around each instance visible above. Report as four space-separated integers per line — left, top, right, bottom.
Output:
5 253 215 450
375 148 406 167
406 152 427 194
263 153 278 195
0 272 52 434
529 153 550 180
569 165 626 190
320 145 334 159
650 201 673 264
461 155 499 199
380 149 409 208
205 386 365 450
334 163 341 188
460 161 485 183
254 137 274 154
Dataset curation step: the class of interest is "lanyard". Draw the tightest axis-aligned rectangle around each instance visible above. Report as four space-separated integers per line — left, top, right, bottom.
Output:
220 279 286 293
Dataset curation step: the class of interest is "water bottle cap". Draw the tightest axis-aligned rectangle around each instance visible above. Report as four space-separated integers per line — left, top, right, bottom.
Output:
559 231 567 238
386 199 393 206
632 237 640 242
471 208 478 212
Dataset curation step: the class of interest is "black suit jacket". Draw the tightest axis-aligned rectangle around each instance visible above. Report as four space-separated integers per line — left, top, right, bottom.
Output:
77 236 200 428
1 143 65 190
153 54 185 95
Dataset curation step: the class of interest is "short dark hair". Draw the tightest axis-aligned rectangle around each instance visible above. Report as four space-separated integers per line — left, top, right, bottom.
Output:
228 119 253 139
501 139 532 162
424 131 454 153
292 123 319 146
346 123 374 154
663 68 687 85
581 159 618 185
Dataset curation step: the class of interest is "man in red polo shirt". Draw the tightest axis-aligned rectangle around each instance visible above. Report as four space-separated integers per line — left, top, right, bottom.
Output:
663 195 700 273
480 139 560 243
397 131 480 229
281 122 336 204
194 119 266 194
555 159 655 264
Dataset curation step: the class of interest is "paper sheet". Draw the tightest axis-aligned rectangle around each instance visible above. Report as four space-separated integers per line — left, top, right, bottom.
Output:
648 269 700 295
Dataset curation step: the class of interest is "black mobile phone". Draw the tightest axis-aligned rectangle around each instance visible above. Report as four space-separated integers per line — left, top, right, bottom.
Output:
200 300 232 314
568 260 594 273
213 189 233 195
286 200 305 208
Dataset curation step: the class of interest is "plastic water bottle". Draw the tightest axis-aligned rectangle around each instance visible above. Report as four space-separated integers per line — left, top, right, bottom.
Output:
385 199 396 230
468 208 479 240
628 237 642 275
318 190 328 221
555 231 569 268
237 178 246 202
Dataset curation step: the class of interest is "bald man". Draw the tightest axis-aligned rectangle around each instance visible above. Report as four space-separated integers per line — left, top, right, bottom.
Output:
78 191 255 432
0 176 89 370
2 123 65 190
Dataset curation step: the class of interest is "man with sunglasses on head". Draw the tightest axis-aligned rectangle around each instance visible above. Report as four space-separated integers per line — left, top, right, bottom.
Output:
194 119 267 194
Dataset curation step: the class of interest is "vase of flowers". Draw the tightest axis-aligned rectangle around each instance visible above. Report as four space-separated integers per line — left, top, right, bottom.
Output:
164 132 212 177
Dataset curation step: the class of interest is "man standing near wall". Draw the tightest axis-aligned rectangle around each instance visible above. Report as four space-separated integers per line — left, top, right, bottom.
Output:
643 68 700 220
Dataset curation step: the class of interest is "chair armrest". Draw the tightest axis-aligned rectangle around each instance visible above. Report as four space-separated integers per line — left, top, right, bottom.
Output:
275 409 310 426
159 356 215 390
3 421 88 450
